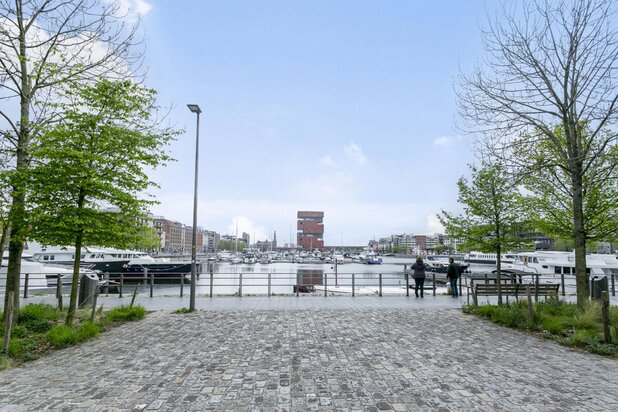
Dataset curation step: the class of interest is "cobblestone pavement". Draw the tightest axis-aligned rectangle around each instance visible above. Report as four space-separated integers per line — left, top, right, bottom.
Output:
1 301 617 411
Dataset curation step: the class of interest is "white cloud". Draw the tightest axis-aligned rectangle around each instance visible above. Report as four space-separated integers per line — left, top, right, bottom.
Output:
426 214 444 234
227 216 268 243
106 0 152 23
433 136 454 146
344 143 367 165
319 155 336 167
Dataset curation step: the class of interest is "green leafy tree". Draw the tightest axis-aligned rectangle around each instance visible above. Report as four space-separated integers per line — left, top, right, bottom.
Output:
520 126 618 258
0 0 141 317
457 0 618 307
439 163 533 305
28 79 178 326
131 226 162 252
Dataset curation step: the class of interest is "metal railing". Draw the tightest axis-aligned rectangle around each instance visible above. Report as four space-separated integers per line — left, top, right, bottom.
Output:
5 270 616 300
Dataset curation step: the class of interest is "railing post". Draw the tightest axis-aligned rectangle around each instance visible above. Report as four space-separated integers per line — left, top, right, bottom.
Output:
119 272 124 298
611 274 615 297
180 272 184 297
209 272 214 298
103 272 109 295
268 273 271 297
324 273 328 297
526 284 533 322
149 269 154 298
56 274 63 310
561 272 565 296
379 273 383 297
432 273 436 296
23 273 29 299
535 274 539 302
601 291 611 343
405 272 409 297
352 273 355 297
296 272 299 297
239 273 243 297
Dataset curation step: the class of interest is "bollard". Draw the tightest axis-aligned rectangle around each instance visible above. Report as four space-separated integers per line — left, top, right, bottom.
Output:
149 270 154 298
239 273 243 297
560 273 565 296
119 273 124 298
268 273 271 297
296 272 299 297
23 273 29 299
611 274 615 297
471 281 478 307
379 274 383 297
352 273 355 297
535 274 539 302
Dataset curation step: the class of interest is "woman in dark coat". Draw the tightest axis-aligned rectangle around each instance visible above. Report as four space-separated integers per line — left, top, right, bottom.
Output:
411 257 427 298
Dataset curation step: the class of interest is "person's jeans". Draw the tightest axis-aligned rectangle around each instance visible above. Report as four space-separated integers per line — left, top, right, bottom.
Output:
449 278 459 297
414 278 425 297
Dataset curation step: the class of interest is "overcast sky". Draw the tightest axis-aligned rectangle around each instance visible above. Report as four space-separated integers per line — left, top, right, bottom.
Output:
49 1 498 245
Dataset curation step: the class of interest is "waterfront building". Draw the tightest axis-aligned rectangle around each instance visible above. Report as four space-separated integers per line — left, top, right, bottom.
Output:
297 211 324 249
154 218 207 254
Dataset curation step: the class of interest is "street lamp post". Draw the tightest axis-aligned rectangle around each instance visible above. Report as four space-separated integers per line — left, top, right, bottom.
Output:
187 104 201 311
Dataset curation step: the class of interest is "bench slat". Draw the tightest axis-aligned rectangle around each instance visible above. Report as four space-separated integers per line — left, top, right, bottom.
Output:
473 283 559 296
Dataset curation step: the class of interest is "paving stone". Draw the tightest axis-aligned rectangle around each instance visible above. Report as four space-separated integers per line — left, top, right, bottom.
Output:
0 300 617 410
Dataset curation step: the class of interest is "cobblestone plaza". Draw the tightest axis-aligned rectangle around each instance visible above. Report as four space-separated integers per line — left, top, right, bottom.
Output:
1 296 617 411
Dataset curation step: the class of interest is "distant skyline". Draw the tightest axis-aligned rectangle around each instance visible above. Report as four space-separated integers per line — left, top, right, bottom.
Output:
5 1 496 246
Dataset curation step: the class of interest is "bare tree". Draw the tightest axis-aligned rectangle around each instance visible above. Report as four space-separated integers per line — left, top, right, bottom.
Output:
457 0 618 307
0 0 143 317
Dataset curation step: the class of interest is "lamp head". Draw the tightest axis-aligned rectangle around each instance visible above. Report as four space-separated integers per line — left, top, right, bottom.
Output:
187 104 201 114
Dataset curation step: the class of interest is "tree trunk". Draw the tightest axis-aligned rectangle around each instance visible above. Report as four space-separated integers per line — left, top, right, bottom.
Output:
496 246 503 306
572 176 589 308
65 231 84 327
3 0 31 320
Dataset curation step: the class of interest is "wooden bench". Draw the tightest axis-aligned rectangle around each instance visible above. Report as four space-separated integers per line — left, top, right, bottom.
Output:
471 283 560 302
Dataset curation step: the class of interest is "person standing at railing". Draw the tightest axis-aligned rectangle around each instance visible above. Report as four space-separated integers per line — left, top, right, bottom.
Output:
446 257 460 298
411 257 427 298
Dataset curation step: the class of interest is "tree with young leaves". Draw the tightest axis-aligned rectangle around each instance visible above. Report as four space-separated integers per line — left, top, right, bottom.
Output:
439 163 532 305
130 226 163 252
520 125 618 257
0 0 142 317
457 0 618 307
28 79 178 326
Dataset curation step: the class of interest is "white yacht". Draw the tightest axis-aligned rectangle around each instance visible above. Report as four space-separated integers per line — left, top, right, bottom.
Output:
31 246 148 273
0 257 49 290
504 251 618 277
464 252 517 265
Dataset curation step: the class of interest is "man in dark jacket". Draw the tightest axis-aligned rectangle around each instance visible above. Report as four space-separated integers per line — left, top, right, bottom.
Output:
446 257 460 298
